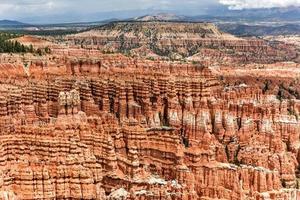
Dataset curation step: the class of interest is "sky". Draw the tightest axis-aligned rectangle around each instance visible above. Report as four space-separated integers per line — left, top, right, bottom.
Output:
0 0 299 23
220 0 300 9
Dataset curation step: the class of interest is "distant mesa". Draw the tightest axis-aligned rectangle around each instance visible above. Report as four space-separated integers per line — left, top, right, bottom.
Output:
66 21 297 64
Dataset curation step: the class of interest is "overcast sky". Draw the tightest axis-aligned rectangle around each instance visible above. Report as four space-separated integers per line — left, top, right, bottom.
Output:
220 0 300 9
0 0 299 23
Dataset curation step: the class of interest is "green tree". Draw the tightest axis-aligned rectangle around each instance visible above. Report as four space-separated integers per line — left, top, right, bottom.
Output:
0 32 34 53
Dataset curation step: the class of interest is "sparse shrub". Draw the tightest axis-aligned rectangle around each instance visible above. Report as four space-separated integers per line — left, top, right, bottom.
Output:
234 145 241 166
225 145 230 161
262 80 270 94
147 57 155 61
192 61 199 65
182 137 189 148
281 179 287 188
45 46 51 54
277 89 284 101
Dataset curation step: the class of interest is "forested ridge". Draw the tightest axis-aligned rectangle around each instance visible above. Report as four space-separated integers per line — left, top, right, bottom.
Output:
0 32 33 53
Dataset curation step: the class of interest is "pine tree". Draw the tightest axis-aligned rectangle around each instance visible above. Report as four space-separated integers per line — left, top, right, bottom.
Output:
0 32 33 53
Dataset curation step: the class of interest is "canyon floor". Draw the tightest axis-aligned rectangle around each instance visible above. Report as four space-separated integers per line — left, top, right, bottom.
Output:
0 22 300 200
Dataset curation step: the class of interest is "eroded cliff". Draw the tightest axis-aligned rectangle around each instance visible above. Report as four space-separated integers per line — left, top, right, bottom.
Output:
65 21 298 64
0 48 299 199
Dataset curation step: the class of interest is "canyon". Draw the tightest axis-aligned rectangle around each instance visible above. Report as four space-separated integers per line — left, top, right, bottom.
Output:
0 21 300 200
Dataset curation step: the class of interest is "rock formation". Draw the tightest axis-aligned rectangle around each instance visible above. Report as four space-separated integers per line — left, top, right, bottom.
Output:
0 22 300 199
65 21 298 64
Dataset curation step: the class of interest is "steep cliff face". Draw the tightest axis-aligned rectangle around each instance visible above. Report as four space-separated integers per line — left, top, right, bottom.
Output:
0 50 300 200
65 22 298 64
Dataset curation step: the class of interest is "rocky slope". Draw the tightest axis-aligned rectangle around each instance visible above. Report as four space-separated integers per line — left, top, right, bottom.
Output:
65 21 298 64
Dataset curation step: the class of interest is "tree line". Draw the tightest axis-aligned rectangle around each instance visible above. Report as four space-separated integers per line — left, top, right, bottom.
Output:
0 32 34 53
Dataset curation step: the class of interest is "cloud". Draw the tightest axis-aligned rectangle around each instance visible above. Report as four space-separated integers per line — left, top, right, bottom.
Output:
219 0 300 9
0 0 219 22
5 0 298 22
0 0 63 18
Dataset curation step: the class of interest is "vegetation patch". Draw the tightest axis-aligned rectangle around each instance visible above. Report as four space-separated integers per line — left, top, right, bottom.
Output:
0 32 33 53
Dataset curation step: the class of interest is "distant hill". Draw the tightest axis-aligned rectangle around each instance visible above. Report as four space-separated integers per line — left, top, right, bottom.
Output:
219 24 300 36
224 6 300 22
189 6 300 22
0 20 29 27
1 6 299 36
134 13 185 22
129 7 300 36
130 7 300 23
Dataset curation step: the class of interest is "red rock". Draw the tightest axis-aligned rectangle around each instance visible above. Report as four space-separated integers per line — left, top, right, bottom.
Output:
0 23 299 199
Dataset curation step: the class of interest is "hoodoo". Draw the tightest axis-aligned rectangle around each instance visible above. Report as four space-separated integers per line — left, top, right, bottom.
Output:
0 18 299 200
